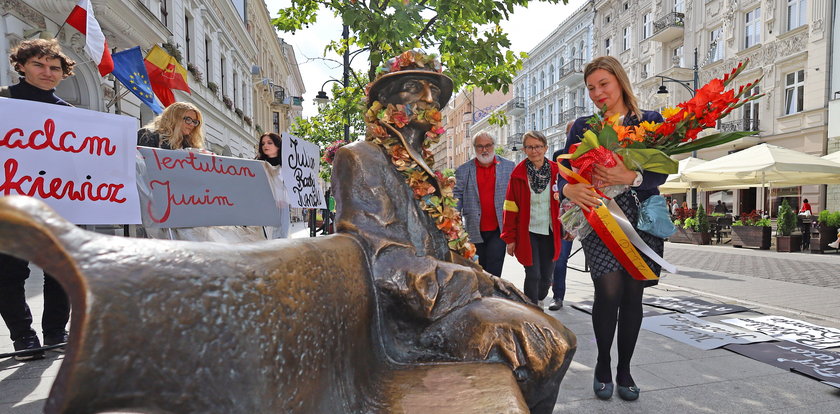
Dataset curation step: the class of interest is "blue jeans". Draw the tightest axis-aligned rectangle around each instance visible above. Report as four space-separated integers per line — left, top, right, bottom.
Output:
551 239 573 301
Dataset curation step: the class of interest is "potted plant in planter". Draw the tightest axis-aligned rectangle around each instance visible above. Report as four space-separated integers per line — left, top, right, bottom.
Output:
668 207 695 244
775 199 801 252
686 204 712 245
812 210 840 252
731 210 771 249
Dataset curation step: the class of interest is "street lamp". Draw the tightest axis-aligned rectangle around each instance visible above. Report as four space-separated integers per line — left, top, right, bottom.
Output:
655 48 700 209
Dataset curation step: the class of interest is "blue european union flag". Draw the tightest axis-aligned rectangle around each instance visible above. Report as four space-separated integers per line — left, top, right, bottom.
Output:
112 47 163 114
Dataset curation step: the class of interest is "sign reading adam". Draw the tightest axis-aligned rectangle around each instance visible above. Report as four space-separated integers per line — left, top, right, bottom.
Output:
281 133 325 209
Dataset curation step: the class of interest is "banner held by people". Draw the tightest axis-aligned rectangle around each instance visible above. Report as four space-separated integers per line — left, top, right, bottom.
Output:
136 147 281 228
0 98 139 224
281 133 326 209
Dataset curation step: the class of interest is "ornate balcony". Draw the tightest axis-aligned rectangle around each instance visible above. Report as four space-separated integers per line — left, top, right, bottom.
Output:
559 106 586 125
506 96 526 115
507 132 525 149
718 118 760 133
650 12 685 43
558 59 584 82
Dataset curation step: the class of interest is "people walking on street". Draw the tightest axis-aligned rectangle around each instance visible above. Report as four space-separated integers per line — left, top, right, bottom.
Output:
453 132 515 276
558 56 667 402
137 102 205 150
501 131 562 306
257 133 291 239
0 39 75 361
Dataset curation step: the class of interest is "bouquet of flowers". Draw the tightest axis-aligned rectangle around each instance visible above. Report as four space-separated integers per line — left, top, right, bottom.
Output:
560 59 763 239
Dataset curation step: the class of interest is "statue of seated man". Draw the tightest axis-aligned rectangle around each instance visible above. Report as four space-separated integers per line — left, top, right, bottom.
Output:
332 51 576 414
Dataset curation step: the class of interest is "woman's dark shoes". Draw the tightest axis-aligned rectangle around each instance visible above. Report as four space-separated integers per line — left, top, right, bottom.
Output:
593 377 614 400
617 384 640 401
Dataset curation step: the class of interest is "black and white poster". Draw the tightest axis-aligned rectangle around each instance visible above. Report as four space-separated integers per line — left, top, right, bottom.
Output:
642 296 750 317
724 341 840 388
721 315 840 350
642 313 775 350
281 133 326 209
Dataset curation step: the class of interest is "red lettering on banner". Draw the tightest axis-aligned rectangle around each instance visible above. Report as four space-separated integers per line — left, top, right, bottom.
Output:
150 149 256 177
0 158 125 202
1 119 116 156
147 180 235 223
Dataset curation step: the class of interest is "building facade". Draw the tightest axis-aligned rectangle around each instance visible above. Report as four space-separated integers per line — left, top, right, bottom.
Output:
434 88 510 170
592 0 834 215
1 0 304 158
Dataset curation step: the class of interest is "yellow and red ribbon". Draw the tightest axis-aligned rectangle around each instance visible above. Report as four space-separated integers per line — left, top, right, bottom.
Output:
557 161 658 281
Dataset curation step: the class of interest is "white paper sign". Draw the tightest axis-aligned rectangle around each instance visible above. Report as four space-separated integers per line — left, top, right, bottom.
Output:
136 147 281 228
0 98 140 224
721 315 840 349
642 313 775 350
281 133 325 209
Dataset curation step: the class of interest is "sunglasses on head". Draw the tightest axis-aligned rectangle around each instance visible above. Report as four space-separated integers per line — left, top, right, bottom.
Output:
183 116 201 126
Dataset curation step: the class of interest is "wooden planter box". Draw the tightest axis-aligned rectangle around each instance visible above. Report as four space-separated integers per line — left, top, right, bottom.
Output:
690 231 712 245
811 226 838 253
731 226 771 250
776 235 802 252
668 227 693 244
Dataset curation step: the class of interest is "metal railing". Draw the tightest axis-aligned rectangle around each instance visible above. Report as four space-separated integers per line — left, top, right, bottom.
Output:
718 118 760 132
559 106 586 125
506 96 525 112
653 12 685 36
558 59 584 80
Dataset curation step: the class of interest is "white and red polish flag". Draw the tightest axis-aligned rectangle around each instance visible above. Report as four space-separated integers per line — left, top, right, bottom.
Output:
65 0 114 76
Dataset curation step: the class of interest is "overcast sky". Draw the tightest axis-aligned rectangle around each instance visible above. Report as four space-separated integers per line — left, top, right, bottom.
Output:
262 0 587 117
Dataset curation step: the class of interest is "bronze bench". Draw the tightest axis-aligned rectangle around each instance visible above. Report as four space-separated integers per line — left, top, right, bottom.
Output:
0 196 529 413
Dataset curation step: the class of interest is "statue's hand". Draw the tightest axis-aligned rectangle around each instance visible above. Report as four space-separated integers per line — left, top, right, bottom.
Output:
492 275 530 303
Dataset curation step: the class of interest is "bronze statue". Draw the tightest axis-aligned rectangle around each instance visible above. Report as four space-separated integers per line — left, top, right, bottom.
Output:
0 51 575 414
332 51 576 413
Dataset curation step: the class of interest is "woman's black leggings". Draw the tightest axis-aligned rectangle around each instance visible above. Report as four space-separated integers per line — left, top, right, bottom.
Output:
591 269 645 386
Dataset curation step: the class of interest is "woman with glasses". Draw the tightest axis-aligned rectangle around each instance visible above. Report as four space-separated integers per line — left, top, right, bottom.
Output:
559 56 666 402
501 131 562 307
137 102 205 149
256 133 291 239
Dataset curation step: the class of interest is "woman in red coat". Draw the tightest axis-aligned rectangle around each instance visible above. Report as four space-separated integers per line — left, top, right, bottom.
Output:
501 131 562 306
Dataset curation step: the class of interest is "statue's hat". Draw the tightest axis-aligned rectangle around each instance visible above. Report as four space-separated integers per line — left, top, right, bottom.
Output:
366 51 453 109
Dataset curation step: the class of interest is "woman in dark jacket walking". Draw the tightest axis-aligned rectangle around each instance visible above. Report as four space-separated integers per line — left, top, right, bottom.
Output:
501 131 562 306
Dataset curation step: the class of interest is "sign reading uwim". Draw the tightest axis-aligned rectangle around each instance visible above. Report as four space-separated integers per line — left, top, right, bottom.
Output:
136 147 281 228
0 98 140 224
281 133 325 209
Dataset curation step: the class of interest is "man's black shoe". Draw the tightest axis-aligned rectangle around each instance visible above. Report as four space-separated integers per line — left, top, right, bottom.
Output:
44 331 69 353
548 299 563 311
13 335 45 361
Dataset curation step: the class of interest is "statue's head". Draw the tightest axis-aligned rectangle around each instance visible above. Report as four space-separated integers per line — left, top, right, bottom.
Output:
366 51 453 111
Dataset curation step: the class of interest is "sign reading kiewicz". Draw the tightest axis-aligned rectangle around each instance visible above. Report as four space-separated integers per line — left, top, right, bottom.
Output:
721 316 840 349
724 341 840 388
642 313 775 350
281 133 325 209
0 98 140 224
136 147 280 228
643 296 750 317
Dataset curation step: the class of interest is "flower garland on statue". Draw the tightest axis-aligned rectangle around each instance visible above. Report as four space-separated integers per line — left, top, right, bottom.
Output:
364 99 477 260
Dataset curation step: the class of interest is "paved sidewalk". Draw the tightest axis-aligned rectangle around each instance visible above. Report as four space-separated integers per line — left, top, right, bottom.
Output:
2 230 839 413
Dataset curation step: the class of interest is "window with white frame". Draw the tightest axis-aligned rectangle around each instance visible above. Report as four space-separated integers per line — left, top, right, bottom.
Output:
674 0 685 13
549 65 555 84
787 0 807 31
531 76 537 96
784 69 805 115
558 98 564 113
710 28 723 62
204 37 212 83
673 45 684 67
743 85 759 130
642 13 653 39
745 8 761 49
579 41 585 59
540 71 545 90
578 87 586 107
539 108 545 129
531 113 536 130
184 13 192 62
605 37 612 56
623 27 631 51
570 91 577 110
548 104 554 126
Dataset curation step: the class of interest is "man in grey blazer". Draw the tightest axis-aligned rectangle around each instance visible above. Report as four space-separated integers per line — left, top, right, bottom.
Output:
454 133 515 276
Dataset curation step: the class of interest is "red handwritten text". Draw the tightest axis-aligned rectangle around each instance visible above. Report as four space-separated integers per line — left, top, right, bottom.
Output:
147 180 235 223
2 119 116 156
0 158 125 202
152 150 256 177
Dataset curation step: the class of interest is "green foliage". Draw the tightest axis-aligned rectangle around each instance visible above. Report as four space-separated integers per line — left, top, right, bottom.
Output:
673 218 682 226
682 217 697 231
776 199 796 236
694 204 709 233
441 168 455 177
494 146 504 156
731 220 743 226
817 210 840 228
755 217 771 227
829 212 840 228
710 212 725 217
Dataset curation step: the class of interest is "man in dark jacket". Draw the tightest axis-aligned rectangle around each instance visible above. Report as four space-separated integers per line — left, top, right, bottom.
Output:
1 38 75 361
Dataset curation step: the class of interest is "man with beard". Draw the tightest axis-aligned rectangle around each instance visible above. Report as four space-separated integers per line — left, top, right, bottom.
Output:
454 133 514 276
331 51 575 414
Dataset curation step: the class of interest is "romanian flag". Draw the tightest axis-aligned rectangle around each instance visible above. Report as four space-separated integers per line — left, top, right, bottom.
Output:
144 45 190 107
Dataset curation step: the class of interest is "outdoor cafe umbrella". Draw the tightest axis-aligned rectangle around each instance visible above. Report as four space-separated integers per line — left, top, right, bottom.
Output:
658 157 706 194
823 151 840 164
683 143 840 211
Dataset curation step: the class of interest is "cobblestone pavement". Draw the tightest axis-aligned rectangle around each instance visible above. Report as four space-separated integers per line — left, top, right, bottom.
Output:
663 243 840 289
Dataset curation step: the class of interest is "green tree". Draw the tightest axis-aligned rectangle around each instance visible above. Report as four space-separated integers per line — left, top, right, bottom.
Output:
777 199 795 236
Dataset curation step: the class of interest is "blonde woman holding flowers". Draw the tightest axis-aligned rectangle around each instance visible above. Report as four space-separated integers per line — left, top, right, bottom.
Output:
559 56 666 402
